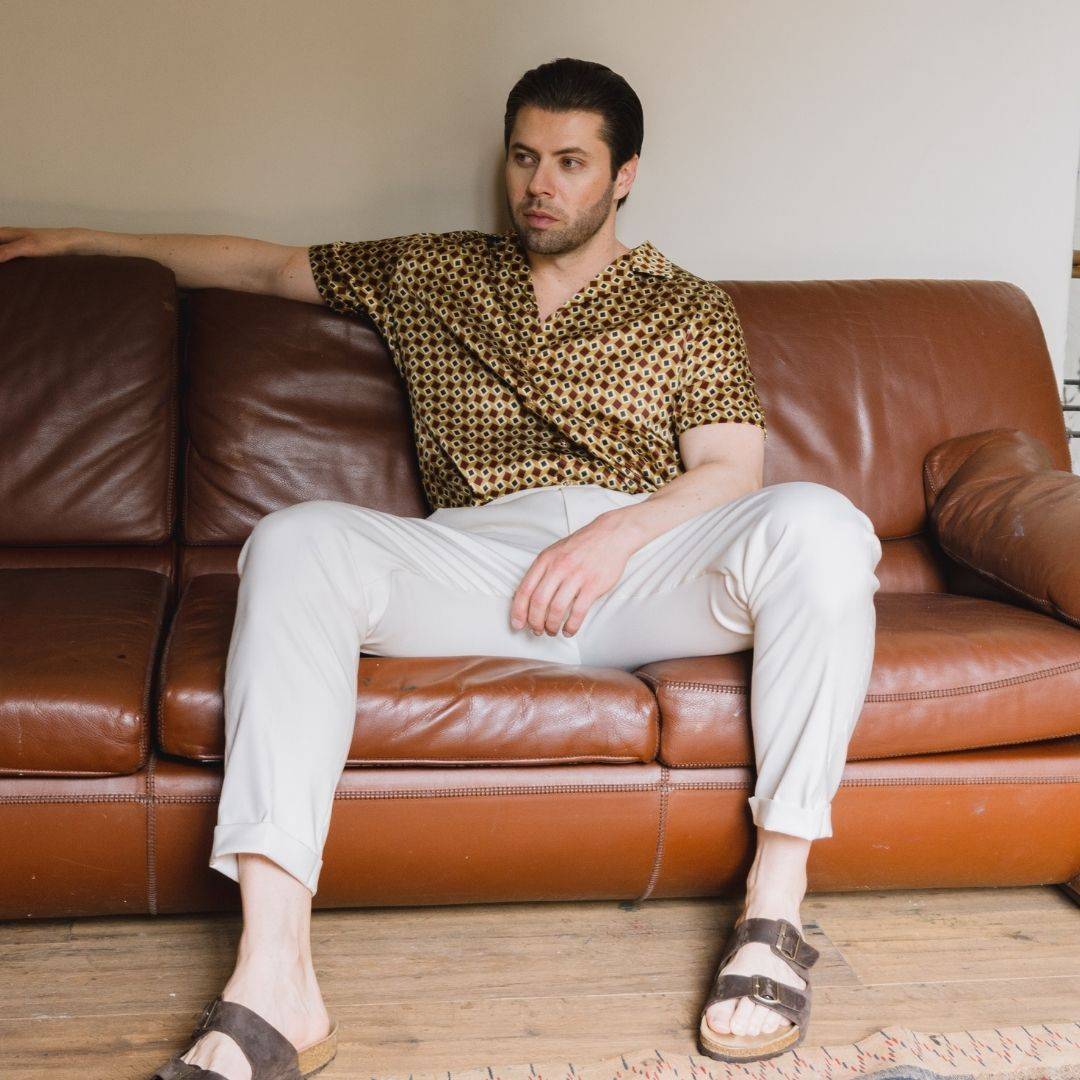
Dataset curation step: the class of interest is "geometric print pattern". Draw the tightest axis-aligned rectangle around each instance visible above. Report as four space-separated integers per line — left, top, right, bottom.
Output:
308 227 767 510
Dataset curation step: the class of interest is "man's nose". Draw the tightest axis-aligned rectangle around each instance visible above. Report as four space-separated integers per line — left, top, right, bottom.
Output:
526 163 556 197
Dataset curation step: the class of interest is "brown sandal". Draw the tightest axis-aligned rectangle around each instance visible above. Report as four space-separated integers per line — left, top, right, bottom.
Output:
697 916 820 1063
150 995 339 1079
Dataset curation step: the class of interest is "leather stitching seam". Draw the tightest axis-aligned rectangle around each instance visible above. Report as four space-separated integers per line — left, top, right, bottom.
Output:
3 771 1078 807
637 658 1080 700
636 765 669 902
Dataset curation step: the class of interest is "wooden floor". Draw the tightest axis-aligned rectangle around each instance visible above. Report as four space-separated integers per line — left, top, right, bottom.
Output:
2 885 1079 1078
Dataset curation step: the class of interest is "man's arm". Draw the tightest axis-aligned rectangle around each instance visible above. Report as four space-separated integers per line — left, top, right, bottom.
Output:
591 285 769 552
604 422 766 552
0 225 321 303
508 422 765 637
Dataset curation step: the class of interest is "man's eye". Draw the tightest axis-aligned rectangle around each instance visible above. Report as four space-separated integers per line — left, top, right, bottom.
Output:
513 153 581 167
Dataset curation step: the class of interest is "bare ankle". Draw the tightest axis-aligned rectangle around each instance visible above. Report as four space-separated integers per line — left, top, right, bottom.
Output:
237 934 310 967
742 879 806 922
229 947 318 997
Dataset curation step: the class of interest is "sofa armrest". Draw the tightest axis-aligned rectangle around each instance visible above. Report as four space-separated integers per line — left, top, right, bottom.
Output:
923 427 1080 628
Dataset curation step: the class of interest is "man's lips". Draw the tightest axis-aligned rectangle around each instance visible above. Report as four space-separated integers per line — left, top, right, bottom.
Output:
525 211 557 224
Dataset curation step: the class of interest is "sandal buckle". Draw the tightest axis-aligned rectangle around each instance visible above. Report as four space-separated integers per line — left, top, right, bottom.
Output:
751 974 780 1003
193 997 220 1036
776 922 800 960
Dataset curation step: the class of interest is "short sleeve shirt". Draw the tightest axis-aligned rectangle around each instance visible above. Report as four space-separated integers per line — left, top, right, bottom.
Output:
307 227 767 510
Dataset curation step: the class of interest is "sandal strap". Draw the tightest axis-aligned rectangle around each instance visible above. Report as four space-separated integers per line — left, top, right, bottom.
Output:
704 971 810 1028
151 1057 230 1079
186 995 304 1080
717 917 820 976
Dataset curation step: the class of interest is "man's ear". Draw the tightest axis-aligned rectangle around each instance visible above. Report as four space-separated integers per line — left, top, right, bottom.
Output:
616 154 639 198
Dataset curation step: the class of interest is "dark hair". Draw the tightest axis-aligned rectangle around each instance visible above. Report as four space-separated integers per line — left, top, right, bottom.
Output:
503 58 643 210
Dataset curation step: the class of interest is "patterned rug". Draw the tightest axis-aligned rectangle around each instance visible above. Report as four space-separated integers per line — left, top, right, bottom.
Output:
384 1021 1080 1079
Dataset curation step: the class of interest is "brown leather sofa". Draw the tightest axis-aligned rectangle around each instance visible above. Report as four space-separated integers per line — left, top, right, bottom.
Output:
2 253 1078 921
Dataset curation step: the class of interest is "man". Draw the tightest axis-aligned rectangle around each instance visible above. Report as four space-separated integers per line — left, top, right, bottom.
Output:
0 56 881 1075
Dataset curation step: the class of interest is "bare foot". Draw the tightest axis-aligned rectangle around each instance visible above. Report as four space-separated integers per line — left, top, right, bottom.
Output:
178 957 332 1080
704 904 806 1040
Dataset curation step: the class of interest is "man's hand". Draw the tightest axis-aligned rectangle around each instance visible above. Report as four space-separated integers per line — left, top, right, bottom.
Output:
509 510 643 638
0 224 316 300
0 226 83 262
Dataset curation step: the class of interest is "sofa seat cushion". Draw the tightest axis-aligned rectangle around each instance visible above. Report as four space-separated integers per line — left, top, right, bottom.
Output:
636 592 1080 768
0 568 170 776
158 574 659 765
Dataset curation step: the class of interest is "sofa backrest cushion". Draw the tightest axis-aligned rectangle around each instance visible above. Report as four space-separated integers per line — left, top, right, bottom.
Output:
0 255 178 545
718 278 1070 540
178 275 1069 593
180 288 428 545
5 257 1067 583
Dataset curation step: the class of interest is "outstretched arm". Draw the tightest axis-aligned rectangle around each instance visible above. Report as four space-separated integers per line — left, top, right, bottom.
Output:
0 225 321 303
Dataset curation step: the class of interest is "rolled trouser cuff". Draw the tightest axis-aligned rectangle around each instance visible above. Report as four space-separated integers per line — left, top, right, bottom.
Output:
210 820 323 895
748 794 832 840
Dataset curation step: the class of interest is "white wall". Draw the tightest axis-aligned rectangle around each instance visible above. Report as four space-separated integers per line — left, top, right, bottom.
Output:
1066 167 1080 472
2 0 1079 437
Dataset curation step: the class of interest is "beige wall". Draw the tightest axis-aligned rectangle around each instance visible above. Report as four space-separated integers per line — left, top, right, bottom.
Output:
1066 169 1080 471
3 0 1079 386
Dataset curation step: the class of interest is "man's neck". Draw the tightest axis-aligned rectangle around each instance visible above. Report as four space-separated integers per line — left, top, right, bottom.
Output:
523 231 631 287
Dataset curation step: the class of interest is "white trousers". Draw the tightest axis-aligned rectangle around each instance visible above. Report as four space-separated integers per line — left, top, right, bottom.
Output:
210 481 883 895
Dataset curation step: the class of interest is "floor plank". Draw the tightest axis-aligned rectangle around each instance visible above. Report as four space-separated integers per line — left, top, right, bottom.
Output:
1 885 1078 1078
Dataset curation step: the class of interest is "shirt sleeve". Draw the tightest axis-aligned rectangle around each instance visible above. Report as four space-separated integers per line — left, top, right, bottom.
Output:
673 289 768 439
306 234 421 333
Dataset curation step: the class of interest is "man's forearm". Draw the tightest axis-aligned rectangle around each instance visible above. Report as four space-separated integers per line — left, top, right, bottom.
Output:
70 229 291 293
603 461 761 552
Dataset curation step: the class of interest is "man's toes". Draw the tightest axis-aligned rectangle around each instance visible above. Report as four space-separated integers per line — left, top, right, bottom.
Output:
706 996 793 1039
729 995 760 1035
705 1000 736 1035
749 1001 790 1036
181 1031 252 1080
746 1001 777 1037
759 1005 788 1034
741 999 784 1035
717 995 756 1036
727 997 792 1038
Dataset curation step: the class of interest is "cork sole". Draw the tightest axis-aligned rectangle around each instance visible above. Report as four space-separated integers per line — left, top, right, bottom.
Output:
697 1010 804 1062
297 1018 339 1076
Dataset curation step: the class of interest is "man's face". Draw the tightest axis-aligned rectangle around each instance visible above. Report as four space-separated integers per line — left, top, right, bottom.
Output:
504 105 636 256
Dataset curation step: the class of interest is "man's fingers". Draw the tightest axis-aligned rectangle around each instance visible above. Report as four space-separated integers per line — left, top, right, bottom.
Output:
510 549 592 636
510 557 548 629
562 590 597 637
525 573 557 633
0 228 67 261
544 577 584 635
0 229 42 261
509 557 544 626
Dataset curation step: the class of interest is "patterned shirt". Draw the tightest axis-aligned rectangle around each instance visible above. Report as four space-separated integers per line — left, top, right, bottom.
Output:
307 227 767 510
